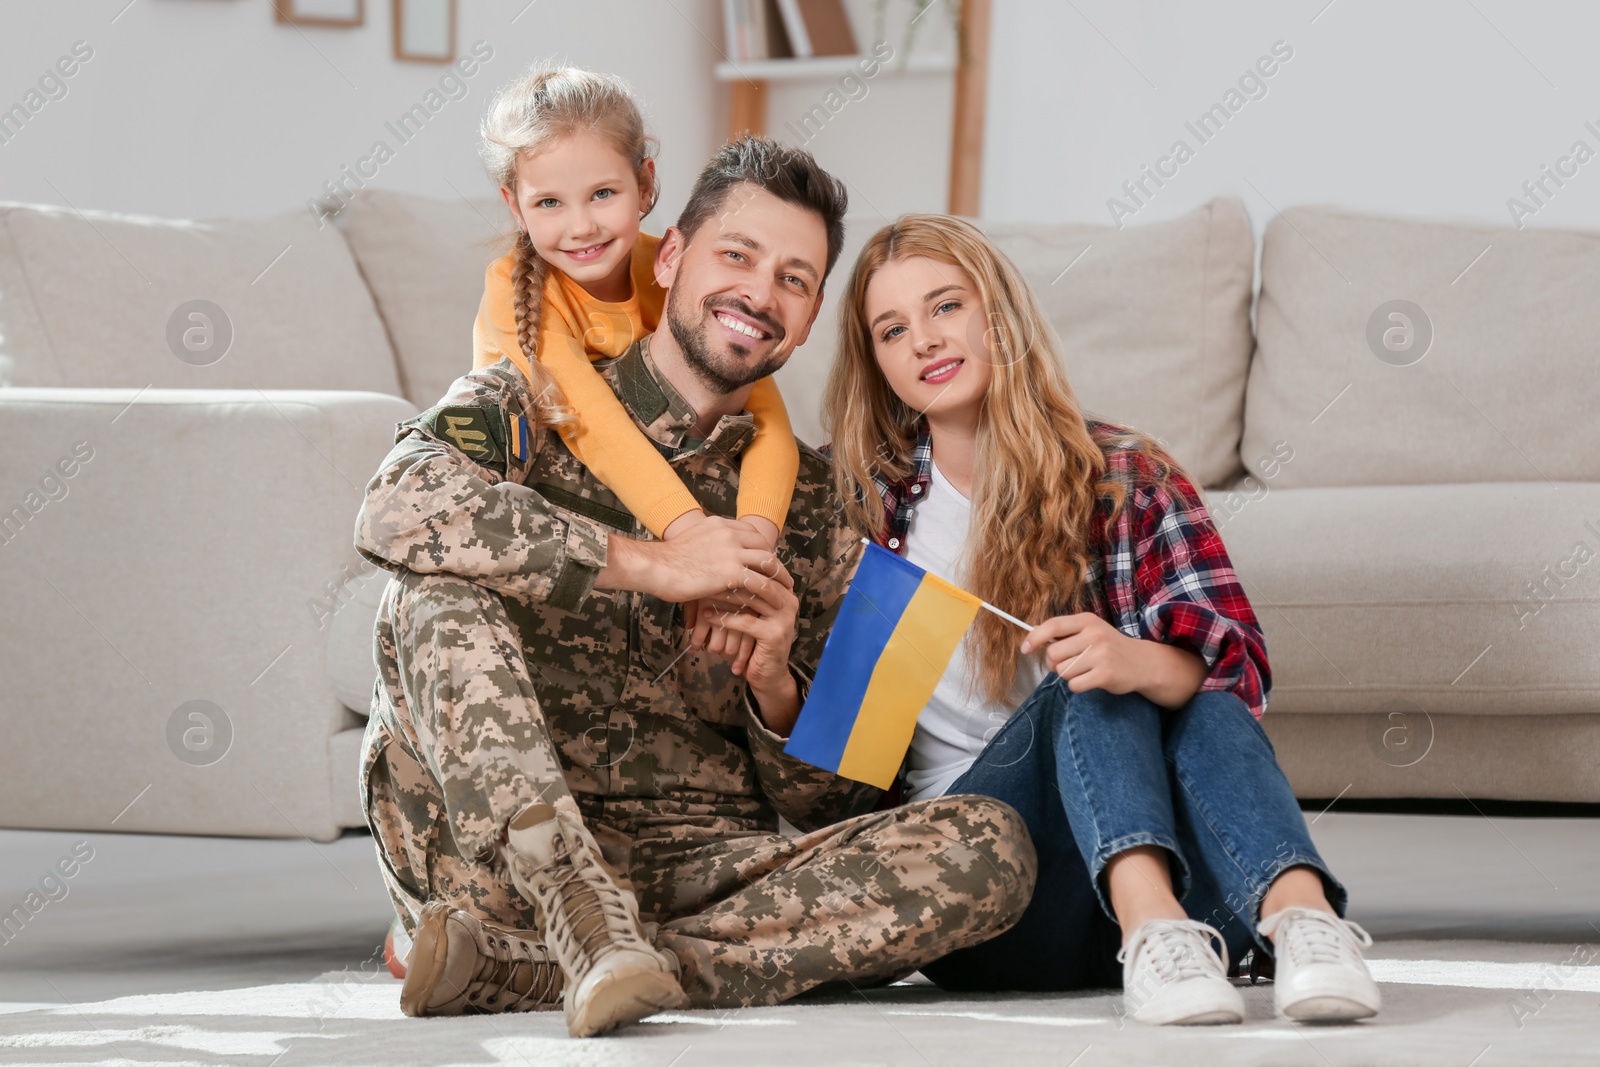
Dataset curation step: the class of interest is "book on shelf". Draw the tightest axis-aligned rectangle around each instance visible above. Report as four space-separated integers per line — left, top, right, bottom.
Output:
723 0 853 62
722 0 752 61
762 0 795 59
777 0 857 58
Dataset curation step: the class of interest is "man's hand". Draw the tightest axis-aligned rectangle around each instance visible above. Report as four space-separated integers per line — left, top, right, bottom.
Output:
675 513 783 676
685 545 792 676
1020 612 1208 709
597 515 778 603
695 555 802 734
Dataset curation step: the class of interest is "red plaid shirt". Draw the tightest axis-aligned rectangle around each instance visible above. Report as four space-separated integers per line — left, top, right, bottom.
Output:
863 420 1270 718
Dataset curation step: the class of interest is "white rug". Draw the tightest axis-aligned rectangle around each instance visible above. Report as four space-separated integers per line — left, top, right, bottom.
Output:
3 946 1599 1067
5 813 1598 1065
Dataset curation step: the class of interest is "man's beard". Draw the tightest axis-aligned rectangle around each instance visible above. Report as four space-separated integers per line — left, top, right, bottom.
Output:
667 285 788 395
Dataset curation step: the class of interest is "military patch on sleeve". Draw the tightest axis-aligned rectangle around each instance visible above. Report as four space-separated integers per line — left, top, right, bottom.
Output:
414 405 506 466
508 412 530 465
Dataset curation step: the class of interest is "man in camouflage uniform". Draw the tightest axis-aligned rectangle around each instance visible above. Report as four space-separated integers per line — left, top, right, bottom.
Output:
354 137 1036 1036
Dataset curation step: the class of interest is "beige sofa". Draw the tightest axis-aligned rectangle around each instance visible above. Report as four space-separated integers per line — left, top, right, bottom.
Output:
3 190 1595 841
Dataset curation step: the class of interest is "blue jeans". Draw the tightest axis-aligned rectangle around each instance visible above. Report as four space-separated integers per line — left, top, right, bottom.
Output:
919 679 1347 992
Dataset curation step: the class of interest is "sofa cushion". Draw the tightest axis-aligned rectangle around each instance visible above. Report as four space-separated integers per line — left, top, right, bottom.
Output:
1212 481 1600 718
335 189 513 408
0 201 400 395
326 565 389 716
985 197 1256 489
1243 204 1600 488
779 198 1257 486
0 386 414 840
1264 713 1600 803
329 726 369 830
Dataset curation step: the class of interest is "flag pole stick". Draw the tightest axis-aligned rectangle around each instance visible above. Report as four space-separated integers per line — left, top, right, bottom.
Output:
979 601 1034 633
860 538 1034 632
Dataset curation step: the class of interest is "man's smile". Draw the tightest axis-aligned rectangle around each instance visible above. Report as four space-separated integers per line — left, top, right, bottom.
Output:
714 309 773 342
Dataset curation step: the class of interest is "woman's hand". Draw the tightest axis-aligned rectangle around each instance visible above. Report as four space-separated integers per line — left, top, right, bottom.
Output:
1021 612 1148 695
1020 612 1209 709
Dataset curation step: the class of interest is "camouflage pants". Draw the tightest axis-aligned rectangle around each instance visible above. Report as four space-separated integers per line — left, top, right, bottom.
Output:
361 570 1038 1009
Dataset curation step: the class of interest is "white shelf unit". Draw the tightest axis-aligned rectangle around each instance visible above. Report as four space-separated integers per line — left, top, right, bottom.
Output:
714 53 956 81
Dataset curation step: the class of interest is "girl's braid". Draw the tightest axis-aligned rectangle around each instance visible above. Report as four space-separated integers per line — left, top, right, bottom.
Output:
510 229 569 426
511 228 547 362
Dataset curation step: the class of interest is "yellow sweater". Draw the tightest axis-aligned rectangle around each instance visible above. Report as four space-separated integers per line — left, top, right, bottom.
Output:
471 233 797 538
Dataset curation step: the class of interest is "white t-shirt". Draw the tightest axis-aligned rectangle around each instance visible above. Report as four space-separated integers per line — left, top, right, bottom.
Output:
901 460 1045 802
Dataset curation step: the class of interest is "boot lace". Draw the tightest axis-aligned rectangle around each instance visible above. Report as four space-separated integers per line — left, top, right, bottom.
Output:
468 931 562 1012
522 831 648 971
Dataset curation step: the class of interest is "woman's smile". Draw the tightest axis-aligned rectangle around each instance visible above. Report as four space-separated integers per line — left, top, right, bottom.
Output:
863 256 993 425
920 357 965 384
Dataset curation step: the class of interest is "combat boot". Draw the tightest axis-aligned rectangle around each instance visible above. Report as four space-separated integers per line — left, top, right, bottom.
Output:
399 901 563 1016
505 802 687 1037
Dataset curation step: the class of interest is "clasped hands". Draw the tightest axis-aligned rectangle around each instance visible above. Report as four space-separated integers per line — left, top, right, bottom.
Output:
655 510 797 701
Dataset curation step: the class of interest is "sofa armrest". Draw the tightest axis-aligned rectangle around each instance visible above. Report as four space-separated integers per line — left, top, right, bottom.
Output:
0 387 415 840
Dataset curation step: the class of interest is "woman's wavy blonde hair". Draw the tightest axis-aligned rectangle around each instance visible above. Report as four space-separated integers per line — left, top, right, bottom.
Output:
824 214 1190 702
479 64 658 424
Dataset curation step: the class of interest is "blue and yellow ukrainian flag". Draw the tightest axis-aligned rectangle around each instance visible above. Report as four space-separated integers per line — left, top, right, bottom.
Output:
784 542 983 789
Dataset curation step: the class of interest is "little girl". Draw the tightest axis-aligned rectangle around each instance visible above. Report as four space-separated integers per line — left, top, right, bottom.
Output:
473 64 797 556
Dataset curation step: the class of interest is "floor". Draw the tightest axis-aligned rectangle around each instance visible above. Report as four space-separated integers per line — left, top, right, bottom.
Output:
1 811 1597 1066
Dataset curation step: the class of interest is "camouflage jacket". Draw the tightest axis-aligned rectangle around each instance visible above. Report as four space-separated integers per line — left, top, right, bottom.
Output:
355 338 873 852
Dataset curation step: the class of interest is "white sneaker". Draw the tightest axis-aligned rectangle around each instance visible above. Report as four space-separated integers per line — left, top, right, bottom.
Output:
1118 919 1245 1025
1257 907 1381 1022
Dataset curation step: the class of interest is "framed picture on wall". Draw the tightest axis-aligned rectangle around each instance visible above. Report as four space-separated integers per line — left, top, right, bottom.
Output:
394 0 456 63
273 0 364 28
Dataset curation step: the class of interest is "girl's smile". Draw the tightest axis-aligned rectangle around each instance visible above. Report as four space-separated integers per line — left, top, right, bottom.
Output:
559 238 615 264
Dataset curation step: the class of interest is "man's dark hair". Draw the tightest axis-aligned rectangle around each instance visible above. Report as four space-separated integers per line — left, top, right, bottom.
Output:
675 135 849 282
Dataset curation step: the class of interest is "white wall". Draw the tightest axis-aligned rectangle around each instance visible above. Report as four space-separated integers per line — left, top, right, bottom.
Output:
15 2 1596 236
0 0 727 226
983 0 1600 234
763 0 959 222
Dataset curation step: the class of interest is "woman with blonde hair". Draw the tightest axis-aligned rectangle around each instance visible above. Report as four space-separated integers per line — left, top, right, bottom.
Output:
823 215 1380 1026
